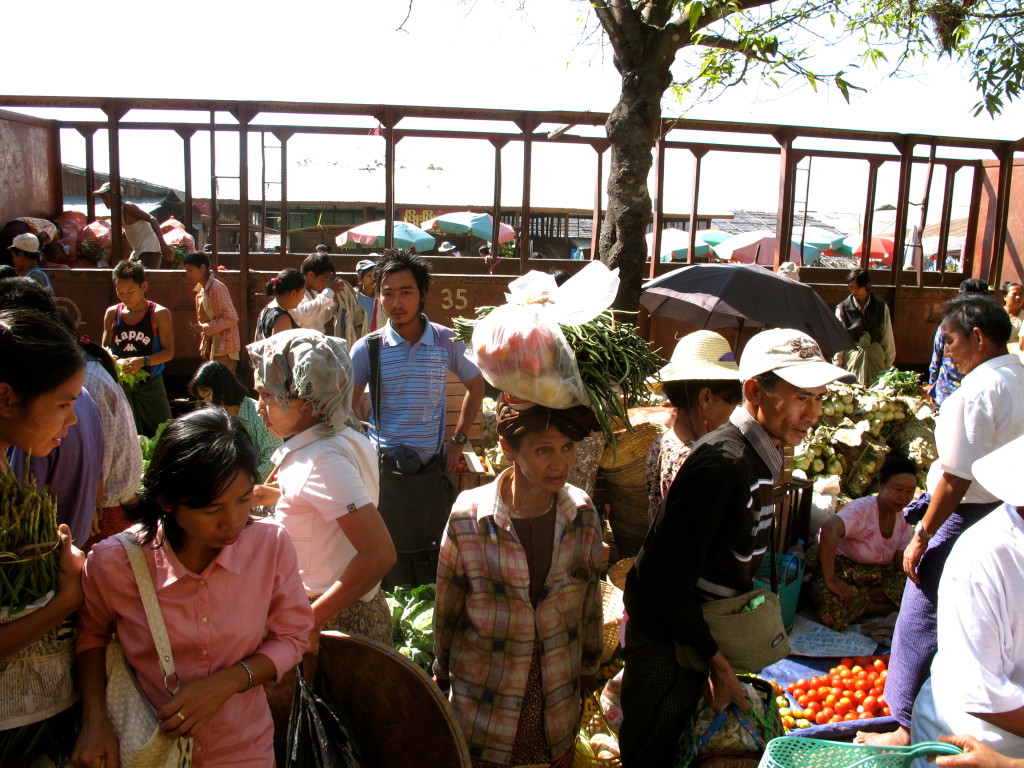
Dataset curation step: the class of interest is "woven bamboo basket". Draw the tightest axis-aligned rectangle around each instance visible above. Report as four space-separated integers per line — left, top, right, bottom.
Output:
599 422 663 558
605 558 635 591
600 581 624 664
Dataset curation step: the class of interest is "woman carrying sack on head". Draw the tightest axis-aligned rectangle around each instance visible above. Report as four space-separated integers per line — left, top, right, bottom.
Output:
433 394 604 768
0 309 88 764
71 409 313 768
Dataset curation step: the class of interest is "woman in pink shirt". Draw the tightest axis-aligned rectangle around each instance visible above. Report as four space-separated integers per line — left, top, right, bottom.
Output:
72 409 313 768
807 452 918 631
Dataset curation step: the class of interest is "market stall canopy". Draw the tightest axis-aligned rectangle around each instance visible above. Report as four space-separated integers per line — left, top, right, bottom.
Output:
336 220 436 251
641 262 853 359
714 230 804 265
645 228 712 262
419 211 516 244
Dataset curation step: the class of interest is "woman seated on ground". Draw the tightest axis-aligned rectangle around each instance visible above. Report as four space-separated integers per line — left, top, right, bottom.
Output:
806 452 917 632
254 268 304 341
189 360 281 481
72 408 313 768
433 393 604 768
646 330 742 522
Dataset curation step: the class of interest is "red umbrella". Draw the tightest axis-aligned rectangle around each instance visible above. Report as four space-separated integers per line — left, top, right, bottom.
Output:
846 236 895 267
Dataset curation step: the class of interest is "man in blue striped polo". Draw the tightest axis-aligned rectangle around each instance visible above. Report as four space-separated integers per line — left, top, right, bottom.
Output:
350 249 485 589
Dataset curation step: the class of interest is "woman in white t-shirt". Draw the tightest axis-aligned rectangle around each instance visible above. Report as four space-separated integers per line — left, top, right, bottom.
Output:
247 328 396 647
806 452 918 631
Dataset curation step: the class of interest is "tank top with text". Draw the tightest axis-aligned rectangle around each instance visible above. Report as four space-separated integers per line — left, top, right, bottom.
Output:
111 301 165 376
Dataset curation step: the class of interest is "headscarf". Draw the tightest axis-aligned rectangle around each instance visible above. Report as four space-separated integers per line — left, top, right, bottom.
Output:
247 328 360 435
494 393 599 446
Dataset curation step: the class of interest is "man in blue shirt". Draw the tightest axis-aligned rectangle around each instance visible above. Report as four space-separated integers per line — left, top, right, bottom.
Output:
350 249 485 589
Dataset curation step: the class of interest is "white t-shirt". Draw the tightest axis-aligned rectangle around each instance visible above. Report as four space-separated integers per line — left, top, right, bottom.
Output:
272 423 379 599
927 354 1024 504
912 505 1024 758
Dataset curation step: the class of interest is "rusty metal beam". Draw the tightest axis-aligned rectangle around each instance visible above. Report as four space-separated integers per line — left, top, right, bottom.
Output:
176 128 196 236
860 159 882 271
650 137 665 279
383 109 396 250
519 116 534 272
104 102 128 263
891 136 918 290
209 110 218 265
688 149 707 266
991 142 1016 286
490 138 509 258
591 140 609 261
962 165 984 279
917 142 937 287
238 107 251 336
278 132 290 254
774 130 798 269
936 164 959 274
79 127 98 224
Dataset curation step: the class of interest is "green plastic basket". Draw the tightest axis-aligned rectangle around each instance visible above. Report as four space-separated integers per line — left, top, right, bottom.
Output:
758 737 962 768
753 554 804 630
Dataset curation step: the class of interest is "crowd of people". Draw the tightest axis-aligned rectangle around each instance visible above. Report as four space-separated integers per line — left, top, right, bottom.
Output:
3 234 1024 768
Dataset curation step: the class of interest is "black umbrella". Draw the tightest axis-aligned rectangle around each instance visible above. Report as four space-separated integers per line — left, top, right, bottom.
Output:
641 263 853 359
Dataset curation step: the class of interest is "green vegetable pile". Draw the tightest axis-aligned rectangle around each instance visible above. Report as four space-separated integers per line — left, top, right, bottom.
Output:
454 307 662 442
116 360 151 389
384 583 435 674
794 372 937 498
0 464 59 615
138 419 172 476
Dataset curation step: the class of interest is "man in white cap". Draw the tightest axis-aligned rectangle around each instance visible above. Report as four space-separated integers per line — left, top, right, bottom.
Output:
353 257 384 337
93 182 173 269
437 241 461 257
620 328 854 767
6 233 54 296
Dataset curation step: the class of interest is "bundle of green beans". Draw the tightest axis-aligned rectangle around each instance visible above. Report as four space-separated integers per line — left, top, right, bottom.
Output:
453 307 662 442
0 463 59 615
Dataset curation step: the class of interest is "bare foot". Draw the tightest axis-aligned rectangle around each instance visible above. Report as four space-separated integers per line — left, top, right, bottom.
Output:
854 726 910 746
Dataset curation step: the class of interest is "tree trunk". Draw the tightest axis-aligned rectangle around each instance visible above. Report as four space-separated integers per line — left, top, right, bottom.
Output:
599 55 673 311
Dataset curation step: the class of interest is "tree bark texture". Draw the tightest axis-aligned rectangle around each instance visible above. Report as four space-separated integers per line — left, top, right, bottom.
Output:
596 10 679 311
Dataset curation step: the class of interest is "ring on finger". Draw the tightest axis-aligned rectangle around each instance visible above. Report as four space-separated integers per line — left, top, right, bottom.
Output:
176 711 186 722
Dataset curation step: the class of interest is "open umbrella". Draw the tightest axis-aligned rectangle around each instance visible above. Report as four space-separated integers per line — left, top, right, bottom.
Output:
419 211 516 244
640 262 853 358
695 229 734 248
844 235 895 267
714 230 804 265
336 220 436 251
645 228 712 262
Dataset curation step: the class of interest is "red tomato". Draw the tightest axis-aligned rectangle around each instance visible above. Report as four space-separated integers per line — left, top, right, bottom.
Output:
791 688 807 698
796 678 809 690
853 690 868 704
851 665 864 674
841 658 855 668
835 698 853 716
860 711 875 720
869 687 884 697
844 712 859 721
862 696 879 713
797 695 811 708
829 715 843 724
820 707 835 720
806 701 823 715
854 679 872 692
824 694 838 708
881 706 891 717
873 658 887 672
815 712 829 725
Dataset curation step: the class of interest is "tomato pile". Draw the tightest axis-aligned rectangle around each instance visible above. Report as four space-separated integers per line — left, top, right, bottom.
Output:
773 656 891 730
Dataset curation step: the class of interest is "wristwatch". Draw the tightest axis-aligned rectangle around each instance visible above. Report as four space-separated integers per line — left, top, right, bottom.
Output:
451 432 468 445
914 521 934 540
143 355 150 367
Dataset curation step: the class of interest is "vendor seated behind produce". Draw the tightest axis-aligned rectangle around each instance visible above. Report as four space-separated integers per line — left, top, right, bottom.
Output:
806 452 918 632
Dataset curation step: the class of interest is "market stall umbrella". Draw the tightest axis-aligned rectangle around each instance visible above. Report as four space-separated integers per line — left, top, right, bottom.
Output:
645 228 712 262
714 230 804 265
844 235 896 267
695 229 734 248
419 211 516 244
336 220 436 251
640 262 853 359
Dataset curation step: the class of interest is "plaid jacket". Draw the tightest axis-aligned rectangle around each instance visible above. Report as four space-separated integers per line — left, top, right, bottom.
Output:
433 472 603 765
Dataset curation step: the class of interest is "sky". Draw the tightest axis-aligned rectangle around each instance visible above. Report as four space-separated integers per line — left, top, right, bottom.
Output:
4 0 1023 229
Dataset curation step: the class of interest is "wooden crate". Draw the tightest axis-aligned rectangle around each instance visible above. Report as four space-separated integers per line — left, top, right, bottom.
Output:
446 372 495 491
453 449 496 492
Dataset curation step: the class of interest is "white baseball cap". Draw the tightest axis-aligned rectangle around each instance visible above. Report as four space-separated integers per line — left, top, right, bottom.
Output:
739 328 855 388
8 233 40 253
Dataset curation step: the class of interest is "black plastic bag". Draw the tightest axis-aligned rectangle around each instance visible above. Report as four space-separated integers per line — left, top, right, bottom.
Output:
285 665 368 768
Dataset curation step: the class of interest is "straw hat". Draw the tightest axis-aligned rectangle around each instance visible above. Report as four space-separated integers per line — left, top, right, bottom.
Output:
972 433 1024 506
653 331 739 390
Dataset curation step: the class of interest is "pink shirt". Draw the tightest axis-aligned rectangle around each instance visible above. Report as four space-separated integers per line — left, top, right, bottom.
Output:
77 519 313 767
829 495 913 565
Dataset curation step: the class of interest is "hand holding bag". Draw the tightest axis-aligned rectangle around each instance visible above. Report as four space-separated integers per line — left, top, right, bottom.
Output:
105 532 193 768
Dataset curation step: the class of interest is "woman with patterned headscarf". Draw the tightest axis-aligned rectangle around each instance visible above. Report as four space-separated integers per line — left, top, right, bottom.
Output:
433 394 604 768
247 328 396 646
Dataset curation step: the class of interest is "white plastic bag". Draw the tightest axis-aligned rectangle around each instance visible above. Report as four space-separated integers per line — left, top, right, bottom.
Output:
471 263 619 409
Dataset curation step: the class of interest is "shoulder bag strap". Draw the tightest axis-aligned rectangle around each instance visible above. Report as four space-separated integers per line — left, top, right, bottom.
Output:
115 531 180 691
367 331 383 432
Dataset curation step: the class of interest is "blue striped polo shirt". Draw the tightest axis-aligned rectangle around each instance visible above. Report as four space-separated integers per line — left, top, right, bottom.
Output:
351 315 480 461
